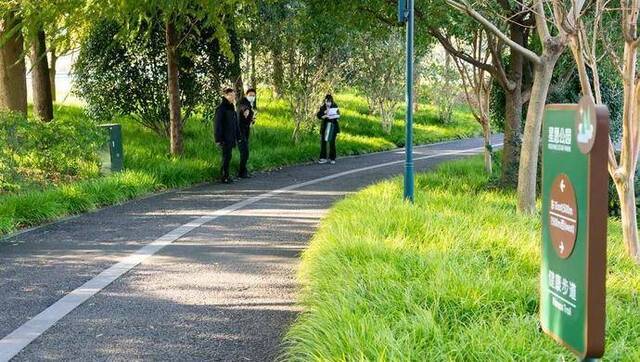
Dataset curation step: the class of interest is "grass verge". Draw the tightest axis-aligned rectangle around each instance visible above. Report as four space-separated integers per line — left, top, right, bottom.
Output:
284 156 640 361
0 90 479 237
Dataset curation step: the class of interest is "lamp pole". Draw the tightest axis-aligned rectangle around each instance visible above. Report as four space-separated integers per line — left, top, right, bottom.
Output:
400 0 415 202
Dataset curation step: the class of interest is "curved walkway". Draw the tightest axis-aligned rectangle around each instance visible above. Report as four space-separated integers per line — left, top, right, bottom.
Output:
0 136 501 361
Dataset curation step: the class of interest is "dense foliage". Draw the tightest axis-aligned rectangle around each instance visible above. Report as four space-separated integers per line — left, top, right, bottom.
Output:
344 31 405 132
73 18 236 137
0 110 104 193
547 60 623 143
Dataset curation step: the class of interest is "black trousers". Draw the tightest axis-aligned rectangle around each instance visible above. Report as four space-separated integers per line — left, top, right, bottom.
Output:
320 123 337 160
238 128 250 176
221 143 234 179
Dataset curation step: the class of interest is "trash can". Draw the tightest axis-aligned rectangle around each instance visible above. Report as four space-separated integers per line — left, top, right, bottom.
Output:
99 124 124 174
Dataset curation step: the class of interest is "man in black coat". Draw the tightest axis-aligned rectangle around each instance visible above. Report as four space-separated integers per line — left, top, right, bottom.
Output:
214 88 241 183
237 88 256 178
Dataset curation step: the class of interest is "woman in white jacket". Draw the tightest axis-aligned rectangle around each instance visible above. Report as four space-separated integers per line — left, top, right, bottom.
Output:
315 94 341 164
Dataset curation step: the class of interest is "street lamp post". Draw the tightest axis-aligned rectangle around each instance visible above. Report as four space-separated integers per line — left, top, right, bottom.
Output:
399 0 415 202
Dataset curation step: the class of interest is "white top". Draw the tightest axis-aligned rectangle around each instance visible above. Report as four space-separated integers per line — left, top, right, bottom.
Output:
326 107 340 120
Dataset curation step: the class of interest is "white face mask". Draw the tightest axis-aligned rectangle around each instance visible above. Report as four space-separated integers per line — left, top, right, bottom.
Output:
247 96 256 104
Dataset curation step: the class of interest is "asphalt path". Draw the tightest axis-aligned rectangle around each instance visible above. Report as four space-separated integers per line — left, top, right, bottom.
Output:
0 135 501 361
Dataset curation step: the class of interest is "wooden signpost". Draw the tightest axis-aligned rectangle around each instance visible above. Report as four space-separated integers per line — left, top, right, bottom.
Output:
540 97 609 359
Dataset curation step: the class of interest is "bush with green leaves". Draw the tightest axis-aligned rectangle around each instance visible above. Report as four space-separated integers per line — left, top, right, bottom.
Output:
73 17 236 137
0 110 104 193
546 63 623 143
0 112 29 192
423 51 462 124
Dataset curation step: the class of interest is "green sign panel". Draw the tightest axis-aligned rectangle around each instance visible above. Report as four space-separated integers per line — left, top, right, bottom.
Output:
540 98 608 359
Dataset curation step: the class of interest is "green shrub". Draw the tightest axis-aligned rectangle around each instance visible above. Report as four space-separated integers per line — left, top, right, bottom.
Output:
73 17 237 136
0 112 29 192
0 110 104 193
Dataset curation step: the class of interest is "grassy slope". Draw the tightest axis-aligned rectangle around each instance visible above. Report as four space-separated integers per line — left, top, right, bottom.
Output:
0 91 478 236
285 156 640 361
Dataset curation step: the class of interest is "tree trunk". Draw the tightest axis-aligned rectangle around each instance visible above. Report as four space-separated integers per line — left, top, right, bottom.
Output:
286 37 296 87
31 27 54 122
615 40 640 261
165 17 183 156
250 42 257 89
517 55 559 213
482 120 492 174
413 66 420 112
366 96 376 115
228 14 244 99
413 86 420 112
500 23 526 187
234 74 244 101
502 89 522 185
49 46 57 102
0 10 27 115
272 45 284 98
616 178 640 261
231 51 243 101
569 28 640 261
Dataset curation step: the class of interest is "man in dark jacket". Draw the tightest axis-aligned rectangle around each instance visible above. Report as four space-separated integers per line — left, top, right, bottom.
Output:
237 88 256 178
214 88 241 183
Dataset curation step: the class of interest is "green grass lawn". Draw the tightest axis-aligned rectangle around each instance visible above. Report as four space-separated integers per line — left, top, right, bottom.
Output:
284 156 640 361
0 90 479 237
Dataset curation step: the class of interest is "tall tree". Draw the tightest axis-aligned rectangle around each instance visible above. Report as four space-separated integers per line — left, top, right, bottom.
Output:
108 0 238 156
346 31 405 133
44 0 97 102
228 11 244 99
243 1 293 98
321 0 530 185
48 44 57 101
164 15 182 155
30 24 53 121
0 7 27 114
570 0 640 262
451 29 494 174
9 0 90 118
447 0 587 213
420 14 529 185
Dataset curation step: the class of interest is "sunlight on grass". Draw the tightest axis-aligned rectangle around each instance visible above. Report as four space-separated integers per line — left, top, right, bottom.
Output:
284 156 640 361
1 90 480 236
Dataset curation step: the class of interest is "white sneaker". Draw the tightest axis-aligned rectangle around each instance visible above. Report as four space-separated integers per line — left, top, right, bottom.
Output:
318 159 328 164
330 160 336 165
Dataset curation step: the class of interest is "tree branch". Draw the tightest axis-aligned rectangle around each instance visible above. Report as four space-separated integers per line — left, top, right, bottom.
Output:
487 35 512 90
534 0 552 41
446 0 542 65
428 27 497 76
357 6 400 28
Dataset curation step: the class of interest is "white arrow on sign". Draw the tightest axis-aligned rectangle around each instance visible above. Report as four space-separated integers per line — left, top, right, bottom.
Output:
560 179 566 192
559 241 565 254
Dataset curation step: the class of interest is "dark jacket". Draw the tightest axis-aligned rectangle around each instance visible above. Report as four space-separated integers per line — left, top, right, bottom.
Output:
316 104 341 134
214 97 241 146
237 97 255 137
